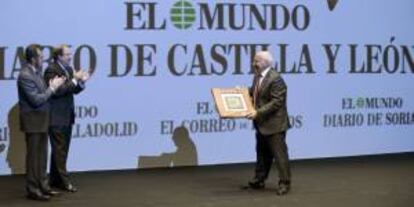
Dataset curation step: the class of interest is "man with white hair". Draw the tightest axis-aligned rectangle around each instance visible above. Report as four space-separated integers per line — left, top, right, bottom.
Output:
245 50 292 195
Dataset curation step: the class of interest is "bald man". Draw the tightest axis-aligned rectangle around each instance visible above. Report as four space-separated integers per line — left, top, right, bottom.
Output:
245 51 292 195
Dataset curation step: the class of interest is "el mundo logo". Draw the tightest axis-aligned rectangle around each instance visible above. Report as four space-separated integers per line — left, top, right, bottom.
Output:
168 0 338 29
170 0 196 29
356 98 365 108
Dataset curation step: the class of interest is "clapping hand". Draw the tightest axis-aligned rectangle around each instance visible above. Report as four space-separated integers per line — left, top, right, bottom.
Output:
74 70 84 81
80 70 90 82
49 76 66 91
74 69 90 82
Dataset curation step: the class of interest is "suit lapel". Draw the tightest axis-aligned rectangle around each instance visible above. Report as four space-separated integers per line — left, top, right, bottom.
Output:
26 66 47 91
258 69 274 97
57 62 73 79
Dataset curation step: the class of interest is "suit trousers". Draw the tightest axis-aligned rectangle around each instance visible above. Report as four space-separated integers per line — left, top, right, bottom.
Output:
254 131 291 183
25 133 49 195
49 126 73 186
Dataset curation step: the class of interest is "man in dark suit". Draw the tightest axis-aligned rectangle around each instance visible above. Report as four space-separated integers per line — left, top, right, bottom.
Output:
44 45 90 193
17 44 65 201
245 51 292 195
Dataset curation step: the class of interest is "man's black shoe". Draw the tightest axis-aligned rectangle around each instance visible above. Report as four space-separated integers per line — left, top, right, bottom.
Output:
26 193 51 201
247 178 265 189
276 181 290 195
43 190 61 197
51 183 78 193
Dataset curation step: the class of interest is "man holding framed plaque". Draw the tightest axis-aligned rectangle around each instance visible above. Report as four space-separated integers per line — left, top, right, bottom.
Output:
244 51 292 195
211 51 292 195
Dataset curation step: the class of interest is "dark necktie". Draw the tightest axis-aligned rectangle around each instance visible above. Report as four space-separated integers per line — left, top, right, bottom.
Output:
63 66 71 78
253 74 262 106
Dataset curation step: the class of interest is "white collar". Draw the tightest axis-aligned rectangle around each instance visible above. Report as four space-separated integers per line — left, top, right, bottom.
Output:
27 64 37 73
260 67 271 78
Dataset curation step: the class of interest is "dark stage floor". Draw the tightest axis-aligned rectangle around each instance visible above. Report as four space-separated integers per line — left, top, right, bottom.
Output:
1 153 413 207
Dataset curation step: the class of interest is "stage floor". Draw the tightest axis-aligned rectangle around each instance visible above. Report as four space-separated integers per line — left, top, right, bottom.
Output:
1 153 413 207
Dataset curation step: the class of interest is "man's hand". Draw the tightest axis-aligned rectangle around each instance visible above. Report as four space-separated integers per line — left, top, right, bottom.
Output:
73 70 83 80
49 76 66 91
74 69 91 82
80 70 90 82
246 110 258 120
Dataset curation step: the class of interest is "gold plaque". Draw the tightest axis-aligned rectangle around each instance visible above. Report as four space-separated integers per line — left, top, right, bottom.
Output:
211 88 254 118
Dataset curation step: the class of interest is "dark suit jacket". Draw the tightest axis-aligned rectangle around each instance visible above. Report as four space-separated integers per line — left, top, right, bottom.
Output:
44 62 84 126
250 68 291 135
17 65 53 133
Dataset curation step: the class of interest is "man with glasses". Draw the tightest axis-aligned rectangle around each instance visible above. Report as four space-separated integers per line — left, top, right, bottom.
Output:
44 44 90 193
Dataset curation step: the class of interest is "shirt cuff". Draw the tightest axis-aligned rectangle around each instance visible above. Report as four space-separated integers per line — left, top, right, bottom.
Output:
72 78 78 86
49 86 56 94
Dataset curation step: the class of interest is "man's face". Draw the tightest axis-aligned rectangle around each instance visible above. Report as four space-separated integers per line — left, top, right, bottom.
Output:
33 48 44 69
253 55 267 74
58 47 72 66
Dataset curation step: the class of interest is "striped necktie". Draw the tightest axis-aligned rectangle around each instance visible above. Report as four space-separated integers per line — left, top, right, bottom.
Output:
253 74 262 106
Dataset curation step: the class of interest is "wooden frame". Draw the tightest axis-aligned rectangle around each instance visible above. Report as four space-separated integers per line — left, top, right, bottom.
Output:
211 88 254 118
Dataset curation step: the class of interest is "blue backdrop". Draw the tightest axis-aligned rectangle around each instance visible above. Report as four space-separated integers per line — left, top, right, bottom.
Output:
1 0 413 175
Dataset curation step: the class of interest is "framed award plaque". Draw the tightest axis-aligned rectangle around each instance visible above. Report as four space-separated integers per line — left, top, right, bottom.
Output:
211 88 254 118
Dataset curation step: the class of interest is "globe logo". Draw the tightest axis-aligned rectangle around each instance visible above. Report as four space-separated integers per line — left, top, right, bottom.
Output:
170 0 196 29
356 97 365 108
